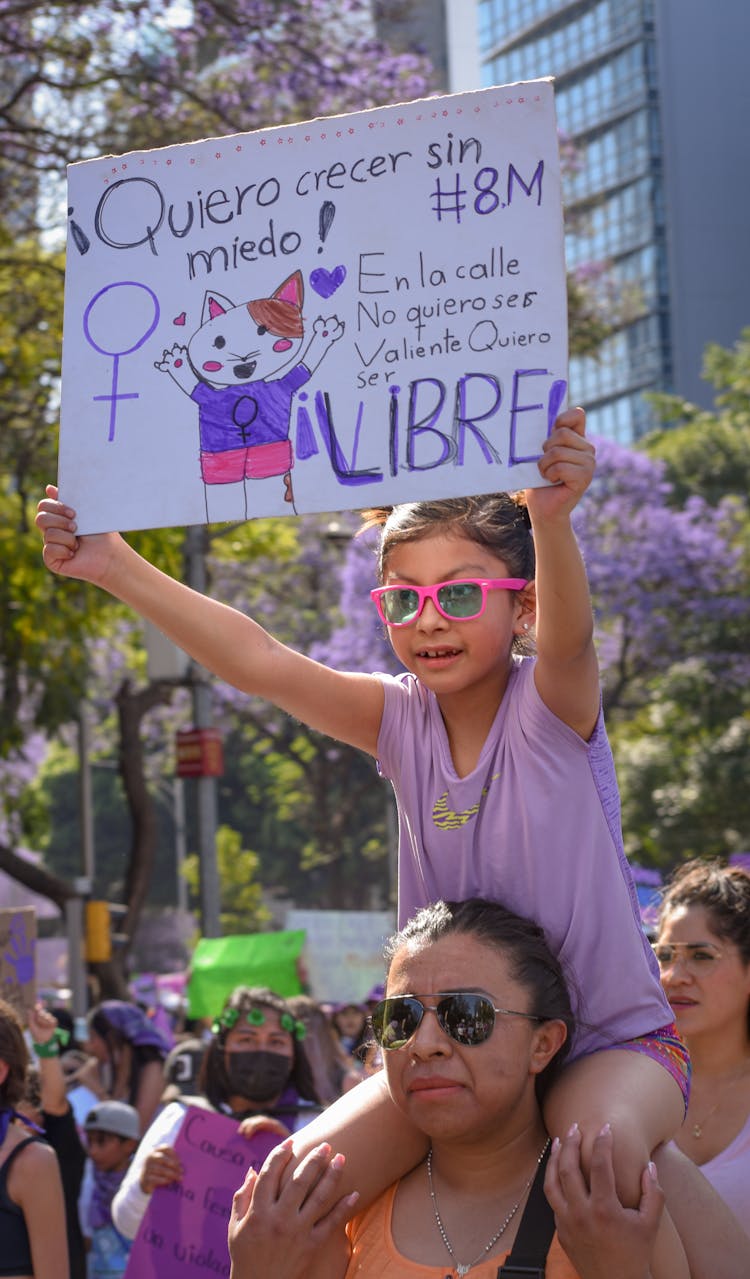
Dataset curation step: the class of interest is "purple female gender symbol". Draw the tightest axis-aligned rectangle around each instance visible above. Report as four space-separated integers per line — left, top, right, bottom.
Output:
83 281 160 441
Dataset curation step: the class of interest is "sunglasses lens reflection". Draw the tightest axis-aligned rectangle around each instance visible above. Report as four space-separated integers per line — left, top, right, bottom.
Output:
439 993 495 1045
371 997 421 1048
436 582 484 618
381 588 420 624
371 993 497 1049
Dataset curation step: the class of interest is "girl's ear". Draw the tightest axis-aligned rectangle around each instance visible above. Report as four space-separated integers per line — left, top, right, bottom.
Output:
513 581 536 634
0 1060 9 1088
528 1019 568 1077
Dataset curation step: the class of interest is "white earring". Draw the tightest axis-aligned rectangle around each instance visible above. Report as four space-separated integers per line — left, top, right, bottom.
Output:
522 622 530 630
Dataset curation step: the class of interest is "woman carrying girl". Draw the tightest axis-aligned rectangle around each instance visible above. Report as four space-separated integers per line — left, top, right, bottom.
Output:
228 900 750 1279
37 408 688 1240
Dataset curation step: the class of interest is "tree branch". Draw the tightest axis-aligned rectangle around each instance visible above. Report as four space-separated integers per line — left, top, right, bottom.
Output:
0 843 74 911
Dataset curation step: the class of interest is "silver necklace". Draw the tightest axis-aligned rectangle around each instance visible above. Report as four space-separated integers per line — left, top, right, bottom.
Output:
689 1060 750 1137
426 1138 550 1277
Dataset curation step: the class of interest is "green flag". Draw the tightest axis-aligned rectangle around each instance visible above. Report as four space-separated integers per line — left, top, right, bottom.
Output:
187 930 306 1019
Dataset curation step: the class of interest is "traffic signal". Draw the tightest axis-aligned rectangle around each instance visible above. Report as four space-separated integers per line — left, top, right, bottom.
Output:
84 900 112 963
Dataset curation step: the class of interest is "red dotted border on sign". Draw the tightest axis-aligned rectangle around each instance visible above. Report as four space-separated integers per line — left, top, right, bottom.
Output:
100 96 543 183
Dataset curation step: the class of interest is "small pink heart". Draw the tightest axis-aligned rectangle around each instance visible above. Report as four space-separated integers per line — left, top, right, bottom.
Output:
174 312 186 326
174 359 183 367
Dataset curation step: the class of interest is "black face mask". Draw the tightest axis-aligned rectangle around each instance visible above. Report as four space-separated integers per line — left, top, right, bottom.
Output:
225 1051 293 1104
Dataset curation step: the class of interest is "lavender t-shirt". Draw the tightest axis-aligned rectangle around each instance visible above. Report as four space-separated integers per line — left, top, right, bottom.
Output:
376 656 671 1059
670 1115 750 1234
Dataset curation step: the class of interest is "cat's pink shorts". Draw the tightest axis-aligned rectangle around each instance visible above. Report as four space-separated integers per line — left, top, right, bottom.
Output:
201 440 293 483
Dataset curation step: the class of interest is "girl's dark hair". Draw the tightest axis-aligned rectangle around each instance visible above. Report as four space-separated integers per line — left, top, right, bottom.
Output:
383 898 574 1101
360 495 535 654
199 986 319 1111
0 999 30 1108
362 494 534 582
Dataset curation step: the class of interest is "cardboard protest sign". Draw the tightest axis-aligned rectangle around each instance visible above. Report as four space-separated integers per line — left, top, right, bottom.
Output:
60 80 567 533
0 908 36 1017
125 1105 279 1279
187 929 305 1018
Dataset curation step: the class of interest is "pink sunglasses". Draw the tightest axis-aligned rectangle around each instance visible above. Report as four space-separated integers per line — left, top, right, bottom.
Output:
370 578 527 627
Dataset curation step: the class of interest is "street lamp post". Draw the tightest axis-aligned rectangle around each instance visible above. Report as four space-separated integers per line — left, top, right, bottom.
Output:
185 526 222 938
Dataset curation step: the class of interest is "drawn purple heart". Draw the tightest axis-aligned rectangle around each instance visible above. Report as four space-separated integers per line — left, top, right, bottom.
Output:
310 264 346 298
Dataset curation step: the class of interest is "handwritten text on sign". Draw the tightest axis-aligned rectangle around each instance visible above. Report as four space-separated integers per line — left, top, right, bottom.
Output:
124 1106 279 1278
60 81 567 533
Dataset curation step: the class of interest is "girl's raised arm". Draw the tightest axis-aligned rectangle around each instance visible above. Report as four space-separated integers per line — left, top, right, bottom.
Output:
36 487 385 757
525 408 600 741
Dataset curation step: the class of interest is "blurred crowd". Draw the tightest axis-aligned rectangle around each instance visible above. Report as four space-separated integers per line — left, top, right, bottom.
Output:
3 855 749 1279
1 980 383 1279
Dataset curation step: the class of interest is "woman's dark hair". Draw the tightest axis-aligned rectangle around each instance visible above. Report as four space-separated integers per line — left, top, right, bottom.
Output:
383 898 574 1101
22 1067 42 1114
360 495 535 654
0 998 30 1108
659 860 750 961
287 995 351 1106
199 986 319 1112
88 1007 126 1051
658 859 750 1028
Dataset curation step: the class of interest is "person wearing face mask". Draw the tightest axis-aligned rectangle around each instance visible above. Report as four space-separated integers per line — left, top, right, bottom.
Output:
110 986 322 1241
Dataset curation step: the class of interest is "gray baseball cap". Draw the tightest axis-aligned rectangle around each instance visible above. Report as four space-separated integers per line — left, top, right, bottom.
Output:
84 1100 140 1141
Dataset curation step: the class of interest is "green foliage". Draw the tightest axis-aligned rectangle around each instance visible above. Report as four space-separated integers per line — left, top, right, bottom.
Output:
645 329 750 507
33 739 180 905
0 230 64 500
615 660 750 867
0 486 99 750
182 824 270 934
612 332 750 870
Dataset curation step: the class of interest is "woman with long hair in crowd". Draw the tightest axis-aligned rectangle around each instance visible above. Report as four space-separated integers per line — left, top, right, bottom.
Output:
287 996 362 1105
82 1000 170 1132
0 998 68 1279
654 858 750 1234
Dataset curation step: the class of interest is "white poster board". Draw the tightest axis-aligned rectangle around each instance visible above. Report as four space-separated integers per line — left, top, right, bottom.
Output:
60 80 567 533
285 908 394 1003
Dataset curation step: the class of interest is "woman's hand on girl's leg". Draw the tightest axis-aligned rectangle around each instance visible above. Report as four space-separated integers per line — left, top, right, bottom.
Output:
545 1124 663 1279
228 1139 355 1279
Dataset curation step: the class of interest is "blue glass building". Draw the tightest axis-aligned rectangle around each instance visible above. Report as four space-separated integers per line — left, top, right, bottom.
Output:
450 0 750 442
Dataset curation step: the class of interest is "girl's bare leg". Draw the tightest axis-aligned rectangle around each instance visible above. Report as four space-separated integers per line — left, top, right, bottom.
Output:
544 1048 689 1279
544 1048 685 1205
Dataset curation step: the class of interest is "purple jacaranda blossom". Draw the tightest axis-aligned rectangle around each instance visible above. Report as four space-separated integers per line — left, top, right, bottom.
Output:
574 439 748 710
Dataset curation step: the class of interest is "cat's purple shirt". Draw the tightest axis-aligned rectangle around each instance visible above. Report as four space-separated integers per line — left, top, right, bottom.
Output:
191 363 311 452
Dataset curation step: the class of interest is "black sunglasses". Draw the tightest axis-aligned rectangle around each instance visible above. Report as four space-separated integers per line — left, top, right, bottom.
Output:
370 991 542 1050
